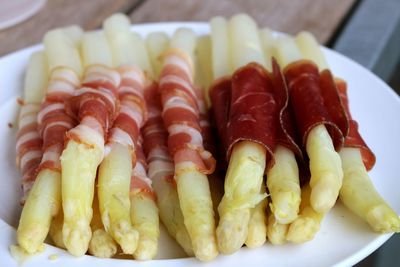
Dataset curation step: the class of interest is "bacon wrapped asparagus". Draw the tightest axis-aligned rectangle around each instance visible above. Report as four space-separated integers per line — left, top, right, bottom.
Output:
158 28 218 261
61 32 119 256
143 35 194 255
17 28 82 254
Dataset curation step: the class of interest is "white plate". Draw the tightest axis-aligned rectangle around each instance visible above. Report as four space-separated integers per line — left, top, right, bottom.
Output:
0 22 399 267
0 0 46 30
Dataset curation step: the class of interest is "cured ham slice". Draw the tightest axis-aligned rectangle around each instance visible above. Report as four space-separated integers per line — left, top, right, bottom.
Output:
336 79 375 170
210 61 302 165
283 60 348 150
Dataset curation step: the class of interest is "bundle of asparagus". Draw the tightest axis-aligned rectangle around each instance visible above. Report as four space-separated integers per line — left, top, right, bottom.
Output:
13 12 399 263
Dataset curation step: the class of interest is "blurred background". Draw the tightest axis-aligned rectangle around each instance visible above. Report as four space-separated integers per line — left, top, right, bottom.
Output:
0 0 399 265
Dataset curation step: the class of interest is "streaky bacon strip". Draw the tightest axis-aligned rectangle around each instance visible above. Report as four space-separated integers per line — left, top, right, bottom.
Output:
16 102 43 201
159 49 216 174
130 137 156 200
142 82 175 184
336 78 376 170
284 60 348 150
104 66 147 162
35 68 80 183
66 65 120 151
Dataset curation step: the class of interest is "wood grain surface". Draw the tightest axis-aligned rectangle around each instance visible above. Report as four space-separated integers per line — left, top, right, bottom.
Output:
129 0 355 43
0 0 139 56
0 0 355 56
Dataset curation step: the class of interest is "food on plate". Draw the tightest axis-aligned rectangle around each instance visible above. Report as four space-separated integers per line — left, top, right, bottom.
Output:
141 67 193 256
275 35 346 215
88 193 117 258
294 31 400 233
61 31 118 256
286 185 323 243
129 139 159 259
10 12 399 263
209 14 302 254
17 27 82 254
158 27 218 261
97 13 143 255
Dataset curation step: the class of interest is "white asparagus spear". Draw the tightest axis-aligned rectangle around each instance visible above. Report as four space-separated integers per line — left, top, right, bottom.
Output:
286 185 323 243
49 210 65 249
146 32 170 78
88 193 117 258
295 31 400 232
210 16 232 79
267 211 288 245
339 148 400 232
274 35 343 214
245 187 267 248
61 32 113 256
260 29 301 224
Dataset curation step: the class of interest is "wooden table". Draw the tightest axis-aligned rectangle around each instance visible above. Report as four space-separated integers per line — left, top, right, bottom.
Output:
0 0 355 56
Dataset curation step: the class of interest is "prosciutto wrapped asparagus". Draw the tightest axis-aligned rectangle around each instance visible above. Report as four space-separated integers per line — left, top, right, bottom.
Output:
17 28 82 254
158 28 218 261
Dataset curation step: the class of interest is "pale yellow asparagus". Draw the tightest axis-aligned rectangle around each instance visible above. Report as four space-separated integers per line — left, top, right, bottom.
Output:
18 170 60 254
245 187 267 248
49 209 65 249
151 173 193 256
295 31 328 70
88 193 117 258
130 193 159 260
339 148 400 232
196 35 213 101
145 31 193 256
258 27 274 72
210 16 232 79
61 32 112 256
213 14 267 254
267 146 301 224
16 43 67 253
286 185 323 243
168 28 218 261
295 31 400 232
275 35 343 213
97 143 137 254
260 30 302 224
98 13 140 254
146 32 170 78
267 212 288 245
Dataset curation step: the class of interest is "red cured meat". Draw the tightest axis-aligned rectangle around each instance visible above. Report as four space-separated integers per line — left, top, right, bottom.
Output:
210 61 302 167
284 60 348 150
336 79 376 170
